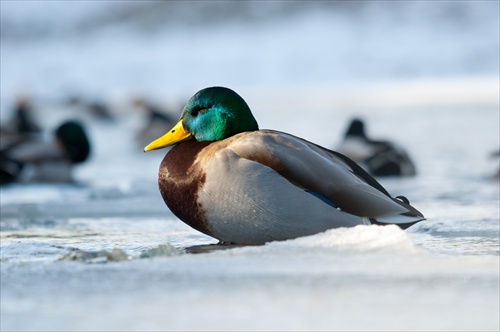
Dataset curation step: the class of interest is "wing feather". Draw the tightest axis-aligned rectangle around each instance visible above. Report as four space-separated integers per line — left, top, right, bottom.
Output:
228 130 411 218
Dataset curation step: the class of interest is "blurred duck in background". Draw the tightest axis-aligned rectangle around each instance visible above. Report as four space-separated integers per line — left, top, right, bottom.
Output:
66 96 115 121
0 120 91 184
336 118 416 177
132 98 176 149
0 96 41 149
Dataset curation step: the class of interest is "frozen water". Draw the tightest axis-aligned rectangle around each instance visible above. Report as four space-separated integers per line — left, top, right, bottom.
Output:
1 2 499 331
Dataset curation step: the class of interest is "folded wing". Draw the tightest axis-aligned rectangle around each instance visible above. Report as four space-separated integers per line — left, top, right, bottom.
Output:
229 130 424 228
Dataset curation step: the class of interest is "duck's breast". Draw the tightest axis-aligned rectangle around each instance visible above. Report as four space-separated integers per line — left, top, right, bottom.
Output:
159 141 213 236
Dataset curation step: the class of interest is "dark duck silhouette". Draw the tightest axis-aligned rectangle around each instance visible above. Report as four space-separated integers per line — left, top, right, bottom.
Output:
336 118 417 177
0 120 91 184
0 97 41 150
133 98 177 149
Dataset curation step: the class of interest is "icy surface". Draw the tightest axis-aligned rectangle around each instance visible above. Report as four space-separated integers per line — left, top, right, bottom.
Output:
1 2 499 331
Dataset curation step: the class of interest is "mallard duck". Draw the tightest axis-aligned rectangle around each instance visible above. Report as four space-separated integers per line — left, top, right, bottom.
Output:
0 120 90 184
144 87 425 245
337 118 417 177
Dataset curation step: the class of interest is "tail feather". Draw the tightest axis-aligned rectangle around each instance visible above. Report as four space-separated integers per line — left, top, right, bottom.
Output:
369 214 425 230
369 195 425 230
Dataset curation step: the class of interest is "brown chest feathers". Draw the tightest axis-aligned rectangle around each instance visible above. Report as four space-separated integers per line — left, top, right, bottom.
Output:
158 140 213 236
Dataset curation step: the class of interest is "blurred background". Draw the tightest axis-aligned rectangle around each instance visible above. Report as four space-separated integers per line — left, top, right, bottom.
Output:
2 1 498 107
1 0 499 187
1 0 499 188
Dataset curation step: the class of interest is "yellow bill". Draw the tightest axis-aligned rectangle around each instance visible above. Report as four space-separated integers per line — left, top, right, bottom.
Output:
143 119 193 152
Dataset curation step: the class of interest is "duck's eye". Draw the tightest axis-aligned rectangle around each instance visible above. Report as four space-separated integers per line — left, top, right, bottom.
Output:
192 107 208 117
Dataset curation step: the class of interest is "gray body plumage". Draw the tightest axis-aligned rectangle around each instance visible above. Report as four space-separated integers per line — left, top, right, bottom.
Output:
191 130 419 244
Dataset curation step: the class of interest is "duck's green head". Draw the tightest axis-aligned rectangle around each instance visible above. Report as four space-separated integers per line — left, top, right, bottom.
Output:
144 87 259 152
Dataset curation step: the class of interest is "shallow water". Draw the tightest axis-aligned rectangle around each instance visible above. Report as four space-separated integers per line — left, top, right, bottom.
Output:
1 2 499 331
